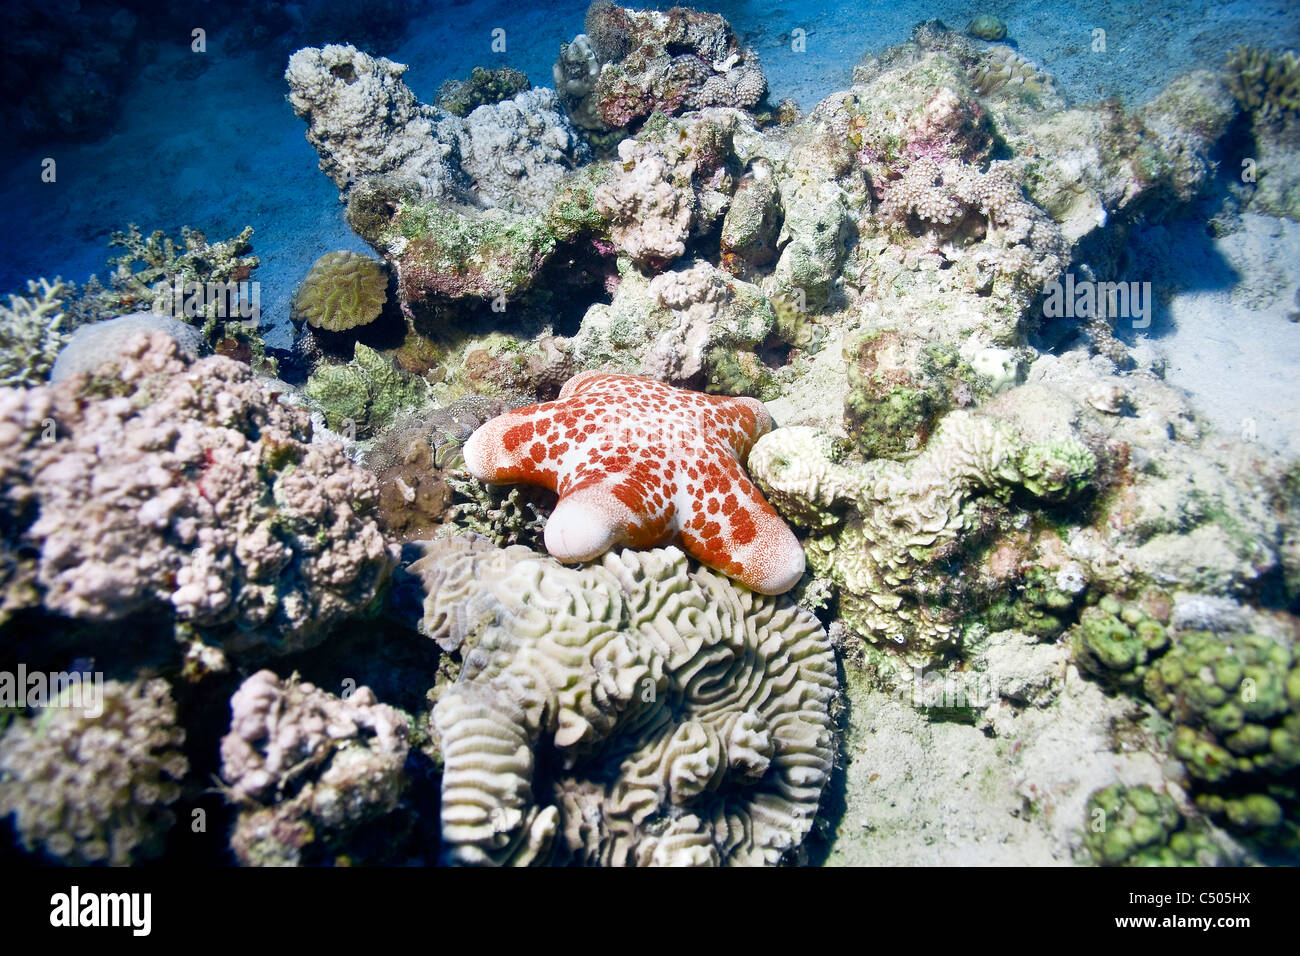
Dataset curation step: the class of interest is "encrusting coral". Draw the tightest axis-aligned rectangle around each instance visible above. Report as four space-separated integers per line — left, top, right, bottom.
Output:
220 670 411 866
436 65 531 117
0 332 397 654
0 278 68 388
304 341 431 439
463 370 806 595
404 534 837 865
1083 784 1225 866
0 677 188 866
749 414 1096 661
293 250 388 332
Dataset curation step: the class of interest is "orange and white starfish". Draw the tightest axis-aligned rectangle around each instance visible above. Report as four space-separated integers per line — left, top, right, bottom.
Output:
462 371 805 594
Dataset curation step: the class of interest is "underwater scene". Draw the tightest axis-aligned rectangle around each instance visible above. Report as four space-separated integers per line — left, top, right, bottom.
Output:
1 0 1299 873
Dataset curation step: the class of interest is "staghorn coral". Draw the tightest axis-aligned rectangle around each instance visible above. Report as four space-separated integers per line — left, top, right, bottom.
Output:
0 678 187 866
0 278 68 388
220 670 411 866
436 66 531 117
304 342 431 439
293 251 389 332
749 415 1096 662
405 535 837 865
0 332 397 653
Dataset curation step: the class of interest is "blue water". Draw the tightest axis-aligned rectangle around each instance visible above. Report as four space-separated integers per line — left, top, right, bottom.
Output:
1 0 1297 348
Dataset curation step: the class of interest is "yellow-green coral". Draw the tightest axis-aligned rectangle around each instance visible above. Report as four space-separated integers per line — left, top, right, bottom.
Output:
0 278 67 387
1083 784 1225 866
294 251 389 332
1226 46 1300 121
304 342 429 438
965 14 1008 42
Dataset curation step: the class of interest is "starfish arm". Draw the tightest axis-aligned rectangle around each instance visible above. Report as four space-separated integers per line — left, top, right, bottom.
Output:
463 409 561 490
546 478 675 562
678 455 805 595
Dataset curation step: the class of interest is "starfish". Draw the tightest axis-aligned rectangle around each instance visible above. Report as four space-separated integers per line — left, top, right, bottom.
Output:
462 371 805 594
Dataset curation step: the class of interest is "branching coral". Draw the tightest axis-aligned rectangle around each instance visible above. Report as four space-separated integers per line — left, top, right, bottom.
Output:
220 670 411 866
0 278 68 388
0 332 397 653
406 535 838 866
0 678 188 866
1226 46 1300 121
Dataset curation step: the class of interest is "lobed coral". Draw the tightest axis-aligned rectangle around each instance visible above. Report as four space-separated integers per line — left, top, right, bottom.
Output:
1083 784 1225 866
0 332 397 653
0 678 188 866
304 342 431 439
220 670 411 866
0 278 68 388
406 535 837 865
293 251 389 332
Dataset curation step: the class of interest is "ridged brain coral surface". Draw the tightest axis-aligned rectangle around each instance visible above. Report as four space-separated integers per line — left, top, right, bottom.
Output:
462 370 806 595
412 535 838 866
294 251 388 331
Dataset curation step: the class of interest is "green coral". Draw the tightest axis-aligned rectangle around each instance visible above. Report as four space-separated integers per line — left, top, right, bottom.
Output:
293 251 389 332
1226 46 1300 122
704 347 781 401
985 563 1087 637
435 66 531 117
844 334 972 460
1083 784 1224 866
749 414 1097 663
1070 594 1169 687
0 278 68 387
304 343 430 439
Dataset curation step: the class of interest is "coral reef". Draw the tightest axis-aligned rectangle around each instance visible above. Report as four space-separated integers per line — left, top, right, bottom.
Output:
463 370 805 595
749 413 1096 661
571 259 775 389
436 66 531 117
286 44 588 213
304 342 431 439
1226 47 1300 121
292 251 388 332
405 535 837 865
220 670 411 866
555 2 767 134
0 333 397 654
0 678 188 866
1224 47 1300 220
0 278 68 388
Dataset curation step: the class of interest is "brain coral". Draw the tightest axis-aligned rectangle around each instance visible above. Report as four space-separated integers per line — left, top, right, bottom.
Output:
0 332 397 654
294 251 389 332
406 534 838 866
0 678 188 866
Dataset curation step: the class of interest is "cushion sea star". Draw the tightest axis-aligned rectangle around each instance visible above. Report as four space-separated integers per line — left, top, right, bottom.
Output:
462 371 805 594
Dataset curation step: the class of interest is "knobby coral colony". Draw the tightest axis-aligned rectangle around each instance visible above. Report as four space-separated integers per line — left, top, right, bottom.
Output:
2 4 1300 868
